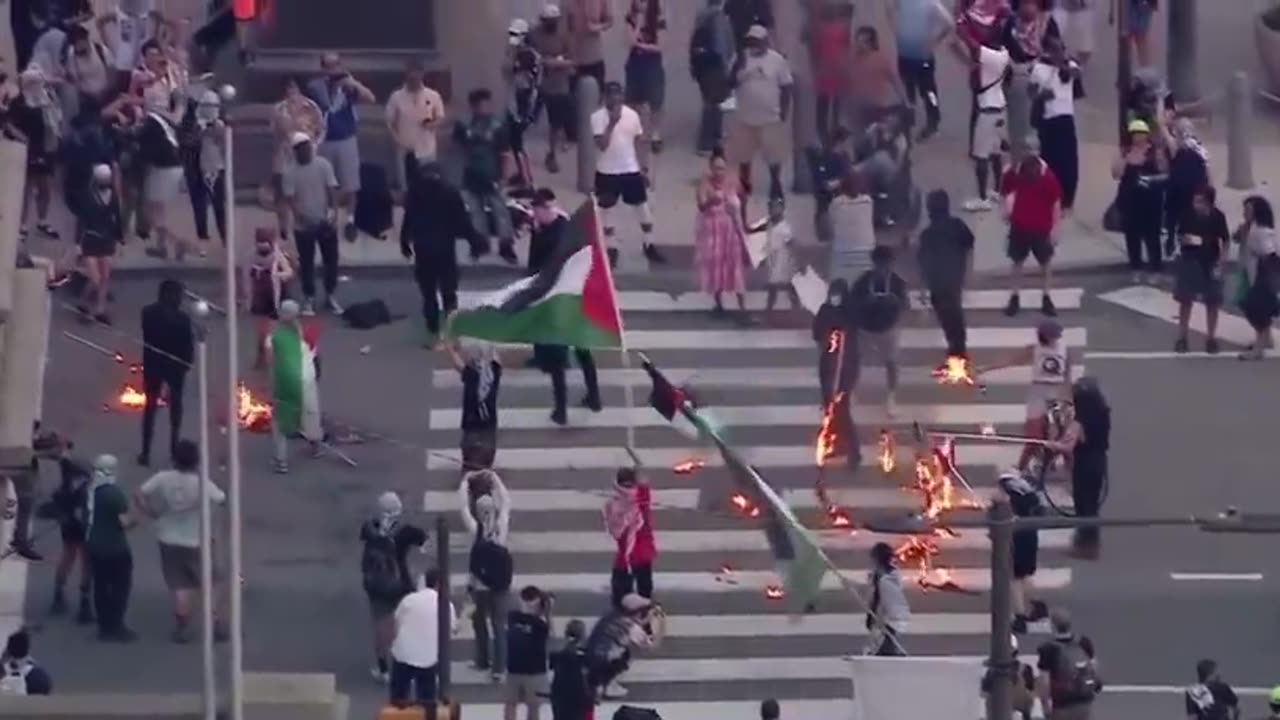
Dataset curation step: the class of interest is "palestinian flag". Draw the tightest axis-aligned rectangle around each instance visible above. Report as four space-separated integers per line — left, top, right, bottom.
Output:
447 200 624 348
267 320 322 440
643 356 831 615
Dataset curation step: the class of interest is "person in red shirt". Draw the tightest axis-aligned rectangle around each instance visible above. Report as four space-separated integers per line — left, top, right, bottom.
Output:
1001 144 1062 317
603 467 656 608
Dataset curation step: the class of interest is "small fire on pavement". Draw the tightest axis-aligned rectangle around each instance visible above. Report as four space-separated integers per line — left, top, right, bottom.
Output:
891 439 980 593
878 430 896 474
117 384 165 409
764 585 785 600
237 384 273 432
673 458 705 475
932 355 976 386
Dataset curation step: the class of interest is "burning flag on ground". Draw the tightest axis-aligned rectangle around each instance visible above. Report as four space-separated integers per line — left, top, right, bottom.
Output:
642 355 833 615
237 384 273 432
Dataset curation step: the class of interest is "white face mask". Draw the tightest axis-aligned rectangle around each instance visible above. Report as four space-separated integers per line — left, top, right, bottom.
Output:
828 296 842 307
195 104 219 126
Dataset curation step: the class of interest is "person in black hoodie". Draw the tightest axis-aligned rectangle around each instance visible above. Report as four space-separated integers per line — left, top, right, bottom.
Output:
76 164 124 324
813 279 859 469
400 160 488 346
35 432 94 623
916 190 974 359
549 619 591 720
528 189 602 426
138 279 194 467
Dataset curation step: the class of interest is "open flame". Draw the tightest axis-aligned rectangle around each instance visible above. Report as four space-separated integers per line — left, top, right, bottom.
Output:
236 383 273 432
932 355 976 386
878 430 896 474
117 384 165 409
673 458 705 475
892 437 982 593
764 584 785 600
815 392 846 467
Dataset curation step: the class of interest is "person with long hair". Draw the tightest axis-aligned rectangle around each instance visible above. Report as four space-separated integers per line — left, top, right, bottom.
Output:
1233 195 1279 360
865 542 909 656
625 0 667 151
694 149 751 322
1047 377 1111 557
1173 185 1230 354
1111 118 1168 284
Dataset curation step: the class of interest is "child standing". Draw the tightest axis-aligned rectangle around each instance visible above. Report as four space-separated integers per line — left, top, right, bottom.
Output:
243 228 295 368
754 198 800 323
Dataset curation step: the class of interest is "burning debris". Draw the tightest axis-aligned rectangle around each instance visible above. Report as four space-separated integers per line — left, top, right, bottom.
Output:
815 392 846 467
878 430 896 474
764 584 785 600
236 383 273 432
673 458 705 475
891 437 982 592
932 355 975 385
116 384 166 409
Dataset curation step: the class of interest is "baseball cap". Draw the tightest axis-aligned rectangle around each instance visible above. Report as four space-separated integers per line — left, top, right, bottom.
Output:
290 131 311 146
1037 319 1063 342
746 24 769 40
1127 118 1150 135
539 3 561 19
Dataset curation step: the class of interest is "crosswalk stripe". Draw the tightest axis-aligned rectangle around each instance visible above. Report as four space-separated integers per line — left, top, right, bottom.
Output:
431 364 1088 389
430 403 1027 431
1099 285 1255 346
451 612 1048 640
453 700 861 720
451 568 1070 594
456 288 1085 312
441 528 1073 553
425 444 1023 471
423 486 1073 512
567 327 1086 351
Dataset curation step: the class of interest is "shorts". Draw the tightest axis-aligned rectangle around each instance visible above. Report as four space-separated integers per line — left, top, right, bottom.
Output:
145 165 185 204
543 92 572 133
1008 228 1055 265
60 522 86 545
594 172 648 208
625 51 666 111
80 231 117 258
1173 255 1223 307
368 594 398 620
971 108 1008 159
318 136 362 193
159 543 203 590
503 672 548 704
727 120 787 166
858 328 900 366
1025 384 1065 419
1126 0 1154 37
1051 6 1097 56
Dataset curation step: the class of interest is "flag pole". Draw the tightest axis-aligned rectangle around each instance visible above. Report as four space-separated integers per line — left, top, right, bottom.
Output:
589 197 638 464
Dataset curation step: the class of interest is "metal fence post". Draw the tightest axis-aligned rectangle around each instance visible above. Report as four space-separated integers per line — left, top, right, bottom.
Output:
986 500 1015 720
436 514 451 701
576 77 600 194
1167 0 1201 103
1227 71 1255 190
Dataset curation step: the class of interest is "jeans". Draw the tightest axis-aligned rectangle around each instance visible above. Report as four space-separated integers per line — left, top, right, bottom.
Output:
695 71 729 153
610 565 653 608
549 348 600 417
471 588 509 671
929 287 967 356
1072 451 1106 550
413 253 459 335
1123 224 1162 273
462 189 513 242
90 551 132 633
1038 115 1079 209
898 56 940 130
388 661 438 707
295 223 340 298
141 370 186 461
183 157 227 242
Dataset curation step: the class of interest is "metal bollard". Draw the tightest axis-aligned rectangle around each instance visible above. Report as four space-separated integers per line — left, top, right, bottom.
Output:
1167 0 1201 103
1227 71 1255 190
576 76 600 194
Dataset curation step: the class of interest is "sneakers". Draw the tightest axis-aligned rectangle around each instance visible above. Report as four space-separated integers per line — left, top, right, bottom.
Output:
884 394 898 419
324 295 343 315
643 243 667 264
1206 338 1220 355
273 459 289 474
581 394 603 412
550 409 568 426
343 222 359 242
963 196 994 213
36 223 60 239
1041 294 1057 317
1174 337 1189 354
370 665 390 684
300 299 316 316
603 681 629 699
1004 293 1020 317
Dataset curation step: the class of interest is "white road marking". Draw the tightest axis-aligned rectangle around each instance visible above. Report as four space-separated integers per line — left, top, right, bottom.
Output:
1098 285 1257 346
1169 572 1264 581
1085 351 1272 360
533 327 1087 351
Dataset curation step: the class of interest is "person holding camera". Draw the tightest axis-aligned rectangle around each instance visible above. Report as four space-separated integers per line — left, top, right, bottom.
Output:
505 585 554 720
584 593 665 699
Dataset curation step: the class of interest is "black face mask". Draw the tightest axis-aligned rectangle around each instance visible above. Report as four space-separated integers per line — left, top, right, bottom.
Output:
541 19 558 32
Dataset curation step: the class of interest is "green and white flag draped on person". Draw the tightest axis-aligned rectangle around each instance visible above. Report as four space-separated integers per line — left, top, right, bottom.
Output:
446 199 624 348
266 319 323 441
642 357 831 616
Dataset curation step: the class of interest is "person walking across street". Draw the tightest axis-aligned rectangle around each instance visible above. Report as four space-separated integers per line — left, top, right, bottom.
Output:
360 491 428 683
592 81 663 268
690 0 736 155
85 454 137 643
390 568 457 707
282 133 343 315
1185 659 1241 720
865 542 909 656
135 440 228 644
729 25 793 208
1000 141 1063 317
505 586 554 720
604 467 656 608
138 279 194 468
849 245 908 418
891 0 952 141
917 190 974 359
1036 609 1101 720
1173 185 1230 354
307 52 376 241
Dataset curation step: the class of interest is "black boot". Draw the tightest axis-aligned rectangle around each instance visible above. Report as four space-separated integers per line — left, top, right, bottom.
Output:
50 587 66 616
1012 614 1029 635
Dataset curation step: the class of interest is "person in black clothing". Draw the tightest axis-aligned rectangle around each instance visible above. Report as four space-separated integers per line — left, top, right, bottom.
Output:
0 630 53 695
527 189 602 426
35 432 94 623
1173 185 1230 354
1185 659 1241 720
549 619 591 720
1111 119 1168 284
1035 610 1100 718
400 160 487 345
917 190 974 359
723 0 773 54
359 491 428 683
1164 118 1209 258
848 245 908 417
138 279 195 467
62 102 119 223
999 470 1048 635
448 339 503 458
813 279 859 470
76 164 124 323
505 585 553 720
1048 377 1110 557
179 90 230 247
810 126 852 243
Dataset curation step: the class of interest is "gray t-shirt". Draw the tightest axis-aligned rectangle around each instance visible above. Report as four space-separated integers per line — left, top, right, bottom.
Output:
734 49 794 127
139 470 226 549
282 156 338 227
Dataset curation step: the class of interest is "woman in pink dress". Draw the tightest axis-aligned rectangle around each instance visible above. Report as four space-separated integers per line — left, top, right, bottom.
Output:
694 151 753 323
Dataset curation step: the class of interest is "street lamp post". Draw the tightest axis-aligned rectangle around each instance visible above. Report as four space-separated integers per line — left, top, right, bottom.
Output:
219 82 245 720
192 299 216 720
1116 0 1132 143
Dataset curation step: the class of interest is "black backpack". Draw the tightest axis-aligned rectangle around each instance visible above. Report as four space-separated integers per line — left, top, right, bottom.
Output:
614 707 663 720
469 535 513 593
354 162 394 237
858 272 903 333
688 16 721 80
341 299 393 329
361 533 404 601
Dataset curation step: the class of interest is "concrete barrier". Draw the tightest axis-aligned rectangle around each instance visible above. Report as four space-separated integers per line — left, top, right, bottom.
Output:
0 141 29 325
0 269 50 472
0 673 350 720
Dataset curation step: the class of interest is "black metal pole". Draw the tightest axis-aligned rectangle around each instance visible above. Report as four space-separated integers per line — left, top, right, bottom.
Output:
986 500 1015 720
1116 0 1132 144
436 514 451 701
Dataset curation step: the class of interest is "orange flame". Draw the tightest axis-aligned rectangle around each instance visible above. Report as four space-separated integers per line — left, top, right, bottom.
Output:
236 383 273 432
892 437 981 593
673 459 705 475
829 509 851 528
878 430 896 474
932 355 976 386
117 384 165 409
764 585 785 600
815 392 846 467
731 493 750 511
113 352 125 364
827 329 843 355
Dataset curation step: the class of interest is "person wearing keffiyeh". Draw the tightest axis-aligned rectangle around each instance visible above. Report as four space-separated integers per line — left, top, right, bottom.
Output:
448 339 503 461
603 467 656 609
359 490 427 682
1165 117 1210 257
84 454 139 642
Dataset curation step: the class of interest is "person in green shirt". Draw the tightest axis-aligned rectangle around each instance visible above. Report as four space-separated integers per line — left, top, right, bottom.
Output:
85 454 138 642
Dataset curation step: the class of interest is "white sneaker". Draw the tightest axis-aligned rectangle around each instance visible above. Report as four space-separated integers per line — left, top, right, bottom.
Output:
300 299 316 316
962 197 993 213
369 666 389 683
885 394 898 419
603 681 629 699
324 295 343 314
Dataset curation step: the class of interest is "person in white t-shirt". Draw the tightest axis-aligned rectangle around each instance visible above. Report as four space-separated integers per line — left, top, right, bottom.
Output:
97 0 158 92
1029 35 1080 212
390 569 457 707
958 33 1010 212
590 81 664 268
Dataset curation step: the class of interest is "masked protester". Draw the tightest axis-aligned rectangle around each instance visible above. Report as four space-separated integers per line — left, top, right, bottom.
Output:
139 279 195 467
243 228 295 367
77 164 124 323
85 454 138 643
7 67 61 241
448 339 503 457
359 491 428 683
180 89 229 248
604 468 656 609
813 280 860 469
37 434 93 621
1047 377 1110 558
916 190 975 359
264 299 324 473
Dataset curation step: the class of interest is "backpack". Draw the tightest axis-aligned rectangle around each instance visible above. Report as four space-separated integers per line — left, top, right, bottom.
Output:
354 162 394 236
360 532 404 602
858 272 903 333
688 15 721 80
1051 639 1101 704
0 660 32 696
341 299 393 330
614 707 663 720
469 535 513 593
